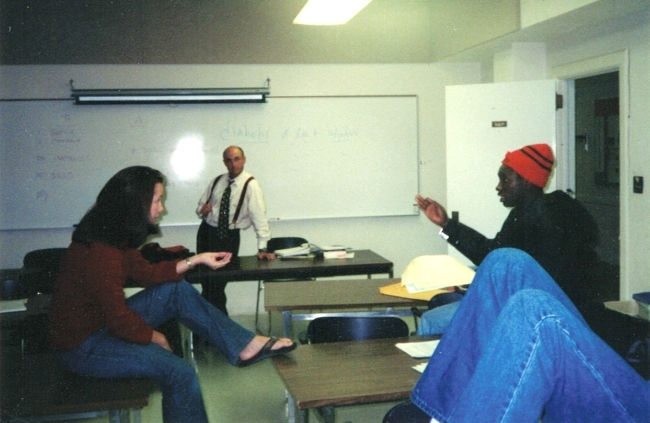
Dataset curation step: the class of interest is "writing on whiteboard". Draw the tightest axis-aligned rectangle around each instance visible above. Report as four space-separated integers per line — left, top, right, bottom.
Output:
218 123 360 143
220 123 269 142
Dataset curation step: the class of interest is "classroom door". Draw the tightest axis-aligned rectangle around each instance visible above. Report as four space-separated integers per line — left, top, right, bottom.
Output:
445 79 559 264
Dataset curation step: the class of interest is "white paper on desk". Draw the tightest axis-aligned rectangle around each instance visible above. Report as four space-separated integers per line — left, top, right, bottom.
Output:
412 362 428 373
395 340 440 358
0 298 27 313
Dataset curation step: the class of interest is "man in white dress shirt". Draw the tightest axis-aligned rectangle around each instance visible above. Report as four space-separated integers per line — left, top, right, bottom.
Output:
196 145 275 315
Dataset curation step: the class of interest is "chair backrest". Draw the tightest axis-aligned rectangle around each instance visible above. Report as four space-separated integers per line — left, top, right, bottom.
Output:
267 237 308 252
382 402 431 423
22 248 68 296
306 316 409 344
19 248 68 353
23 248 68 271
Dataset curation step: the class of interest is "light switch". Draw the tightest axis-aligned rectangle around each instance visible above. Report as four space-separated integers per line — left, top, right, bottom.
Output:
633 176 643 194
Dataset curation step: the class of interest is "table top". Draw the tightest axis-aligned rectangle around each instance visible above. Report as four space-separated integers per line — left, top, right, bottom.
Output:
272 336 428 409
264 278 427 312
186 249 393 283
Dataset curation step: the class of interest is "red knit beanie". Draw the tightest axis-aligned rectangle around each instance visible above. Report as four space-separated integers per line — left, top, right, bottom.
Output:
501 144 554 188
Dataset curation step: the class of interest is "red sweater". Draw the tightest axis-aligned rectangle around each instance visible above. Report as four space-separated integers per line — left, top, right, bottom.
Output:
48 242 183 351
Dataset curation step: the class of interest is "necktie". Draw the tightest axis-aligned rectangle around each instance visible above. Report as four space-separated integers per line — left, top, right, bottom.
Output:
216 180 233 239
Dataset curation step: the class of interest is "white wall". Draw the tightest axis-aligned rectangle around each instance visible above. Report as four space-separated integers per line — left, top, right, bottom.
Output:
520 0 599 28
0 62 481 315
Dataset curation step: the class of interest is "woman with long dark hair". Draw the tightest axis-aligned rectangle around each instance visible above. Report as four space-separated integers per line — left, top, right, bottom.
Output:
48 166 295 423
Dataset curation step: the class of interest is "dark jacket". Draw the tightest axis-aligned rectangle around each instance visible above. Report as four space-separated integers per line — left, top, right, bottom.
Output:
442 190 600 306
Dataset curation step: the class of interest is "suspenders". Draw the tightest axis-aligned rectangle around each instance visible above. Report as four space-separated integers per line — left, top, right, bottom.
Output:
207 175 255 227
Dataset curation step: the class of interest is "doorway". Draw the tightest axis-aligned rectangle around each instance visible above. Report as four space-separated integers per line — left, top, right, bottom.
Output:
573 72 620 300
574 72 620 265
552 49 628 299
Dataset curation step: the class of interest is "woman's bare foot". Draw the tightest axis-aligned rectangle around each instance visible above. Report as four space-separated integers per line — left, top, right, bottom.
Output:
239 336 294 361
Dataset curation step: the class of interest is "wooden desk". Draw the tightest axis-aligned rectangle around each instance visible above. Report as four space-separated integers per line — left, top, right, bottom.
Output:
272 336 428 423
186 249 393 283
265 279 427 338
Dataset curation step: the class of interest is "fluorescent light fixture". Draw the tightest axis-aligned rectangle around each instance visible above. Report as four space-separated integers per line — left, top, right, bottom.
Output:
71 86 270 105
293 0 373 25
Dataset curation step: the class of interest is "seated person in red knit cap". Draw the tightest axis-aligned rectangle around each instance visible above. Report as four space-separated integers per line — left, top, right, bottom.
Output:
415 143 601 335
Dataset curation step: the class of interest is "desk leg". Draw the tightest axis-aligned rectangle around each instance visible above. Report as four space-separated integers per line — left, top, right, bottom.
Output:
286 392 307 423
108 409 130 423
255 280 265 335
282 310 293 339
316 407 335 423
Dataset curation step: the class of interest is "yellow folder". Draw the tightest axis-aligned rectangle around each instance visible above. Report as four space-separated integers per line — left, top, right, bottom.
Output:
380 254 476 301
379 282 454 302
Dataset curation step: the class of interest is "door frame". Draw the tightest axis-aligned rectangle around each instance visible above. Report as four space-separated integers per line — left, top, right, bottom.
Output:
550 49 629 300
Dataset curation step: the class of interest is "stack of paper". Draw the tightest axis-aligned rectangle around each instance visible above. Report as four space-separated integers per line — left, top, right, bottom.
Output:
379 255 475 301
401 255 475 293
275 243 353 257
310 244 350 253
323 250 351 259
308 244 352 259
274 243 312 257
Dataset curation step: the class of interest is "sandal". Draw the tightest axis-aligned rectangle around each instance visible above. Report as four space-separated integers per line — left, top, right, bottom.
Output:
238 337 297 367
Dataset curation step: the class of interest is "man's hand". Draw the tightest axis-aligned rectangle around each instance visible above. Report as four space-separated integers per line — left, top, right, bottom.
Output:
415 194 449 227
257 251 276 261
199 203 212 216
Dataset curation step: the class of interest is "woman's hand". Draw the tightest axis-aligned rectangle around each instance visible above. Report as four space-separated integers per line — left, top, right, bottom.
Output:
257 251 276 261
178 252 232 273
415 194 449 227
201 252 232 269
151 330 172 351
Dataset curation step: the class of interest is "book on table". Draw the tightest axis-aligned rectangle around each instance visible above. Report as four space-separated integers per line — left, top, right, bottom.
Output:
309 244 351 254
275 243 352 258
323 250 352 259
274 243 312 257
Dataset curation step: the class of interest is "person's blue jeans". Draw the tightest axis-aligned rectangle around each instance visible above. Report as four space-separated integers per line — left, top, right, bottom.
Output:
59 281 255 423
411 248 650 423
416 301 460 336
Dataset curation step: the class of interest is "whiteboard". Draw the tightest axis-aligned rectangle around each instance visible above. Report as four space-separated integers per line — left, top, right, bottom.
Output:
0 96 419 230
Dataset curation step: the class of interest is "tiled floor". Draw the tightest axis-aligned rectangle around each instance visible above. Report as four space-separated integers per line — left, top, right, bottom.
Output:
73 314 409 423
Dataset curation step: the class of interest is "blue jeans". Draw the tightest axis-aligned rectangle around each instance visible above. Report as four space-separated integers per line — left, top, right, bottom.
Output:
59 281 255 423
416 301 460 336
411 248 650 423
